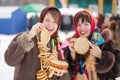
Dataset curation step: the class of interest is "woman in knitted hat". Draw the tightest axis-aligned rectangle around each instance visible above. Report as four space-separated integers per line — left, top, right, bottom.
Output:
4 6 70 80
66 10 120 80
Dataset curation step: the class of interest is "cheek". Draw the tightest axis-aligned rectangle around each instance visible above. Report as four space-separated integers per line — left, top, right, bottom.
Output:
87 27 91 35
86 25 91 31
42 22 47 27
44 22 49 26
77 26 79 29
52 26 58 32
88 27 91 32
54 24 59 30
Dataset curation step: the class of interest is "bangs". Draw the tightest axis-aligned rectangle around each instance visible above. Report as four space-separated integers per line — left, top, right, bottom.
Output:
75 11 91 23
46 9 61 24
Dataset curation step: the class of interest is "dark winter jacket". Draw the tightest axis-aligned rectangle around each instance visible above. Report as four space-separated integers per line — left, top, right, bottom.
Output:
66 33 120 80
66 10 120 80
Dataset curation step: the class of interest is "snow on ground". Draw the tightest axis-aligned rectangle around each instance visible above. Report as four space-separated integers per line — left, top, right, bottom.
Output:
0 31 120 80
0 34 16 80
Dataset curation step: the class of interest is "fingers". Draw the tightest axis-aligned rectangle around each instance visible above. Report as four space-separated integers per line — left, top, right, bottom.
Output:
68 38 77 54
35 22 44 32
28 22 44 41
88 41 102 59
69 38 77 43
88 41 98 50
69 38 77 48
90 48 102 59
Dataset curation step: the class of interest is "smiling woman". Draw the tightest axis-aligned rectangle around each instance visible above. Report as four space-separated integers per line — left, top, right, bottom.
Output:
4 6 70 80
66 10 120 80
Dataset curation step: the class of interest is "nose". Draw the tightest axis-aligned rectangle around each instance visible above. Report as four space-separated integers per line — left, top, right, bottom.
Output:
80 24 85 30
47 21 53 26
46 22 54 29
49 22 54 27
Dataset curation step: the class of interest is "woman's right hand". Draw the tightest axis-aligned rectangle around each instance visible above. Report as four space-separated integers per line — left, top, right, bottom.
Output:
69 38 77 60
28 22 44 41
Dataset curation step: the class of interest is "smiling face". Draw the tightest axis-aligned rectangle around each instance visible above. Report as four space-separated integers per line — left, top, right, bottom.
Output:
74 11 93 38
43 13 58 36
76 19 91 37
41 8 61 37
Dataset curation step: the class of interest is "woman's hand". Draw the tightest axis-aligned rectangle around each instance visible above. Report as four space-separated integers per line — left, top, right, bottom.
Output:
88 41 102 59
28 22 44 41
69 38 77 60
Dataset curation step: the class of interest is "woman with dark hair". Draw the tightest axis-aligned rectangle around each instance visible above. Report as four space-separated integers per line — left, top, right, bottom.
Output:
66 10 120 80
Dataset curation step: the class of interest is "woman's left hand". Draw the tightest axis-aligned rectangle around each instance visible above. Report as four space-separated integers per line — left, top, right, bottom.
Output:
88 41 102 59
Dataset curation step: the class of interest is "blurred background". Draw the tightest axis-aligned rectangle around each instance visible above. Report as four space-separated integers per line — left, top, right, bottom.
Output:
0 0 120 80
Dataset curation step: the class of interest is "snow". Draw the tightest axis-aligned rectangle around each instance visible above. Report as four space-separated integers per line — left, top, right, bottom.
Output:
0 6 19 18
0 31 120 80
0 34 16 80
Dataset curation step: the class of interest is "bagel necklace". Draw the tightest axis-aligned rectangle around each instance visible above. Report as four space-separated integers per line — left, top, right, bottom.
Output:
36 28 68 80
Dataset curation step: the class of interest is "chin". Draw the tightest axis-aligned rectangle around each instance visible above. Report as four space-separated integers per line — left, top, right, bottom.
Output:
80 35 86 37
50 32 54 36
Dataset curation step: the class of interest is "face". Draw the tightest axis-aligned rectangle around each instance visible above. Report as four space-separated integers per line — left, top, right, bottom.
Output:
43 13 58 36
76 19 91 37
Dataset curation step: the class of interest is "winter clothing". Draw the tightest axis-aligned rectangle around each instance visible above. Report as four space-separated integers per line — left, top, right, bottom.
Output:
4 6 70 80
66 11 120 80
116 20 120 49
67 34 120 80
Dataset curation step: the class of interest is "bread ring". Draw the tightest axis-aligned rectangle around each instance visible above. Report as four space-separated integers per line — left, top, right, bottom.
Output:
40 28 50 46
36 69 48 80
74 37 89 55
48 59 68 77
49 59 68 70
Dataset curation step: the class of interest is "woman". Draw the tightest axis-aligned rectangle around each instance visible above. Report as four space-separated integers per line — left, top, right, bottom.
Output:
66 10 120 80
4 6 70 80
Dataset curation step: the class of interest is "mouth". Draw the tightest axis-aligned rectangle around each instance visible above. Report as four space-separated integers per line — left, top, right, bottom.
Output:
80 31 86 35
46 28 54 31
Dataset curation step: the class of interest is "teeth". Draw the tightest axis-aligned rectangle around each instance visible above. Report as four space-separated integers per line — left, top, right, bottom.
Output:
81 32 85 34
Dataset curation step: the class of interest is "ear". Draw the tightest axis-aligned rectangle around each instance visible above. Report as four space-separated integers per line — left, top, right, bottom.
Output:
101 28 112 42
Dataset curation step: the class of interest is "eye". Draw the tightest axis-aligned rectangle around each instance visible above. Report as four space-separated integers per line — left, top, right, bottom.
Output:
52 21 57 25
44 18 50 22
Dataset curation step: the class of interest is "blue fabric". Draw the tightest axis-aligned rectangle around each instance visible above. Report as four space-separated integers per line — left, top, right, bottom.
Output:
80 60 84 74
90 32 105 45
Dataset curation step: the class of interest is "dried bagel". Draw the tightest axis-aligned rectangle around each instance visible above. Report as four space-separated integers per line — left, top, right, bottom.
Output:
49 59 68 70
40 28 50 46
48 59 68 77
74 37 89 55
36 69 48 80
